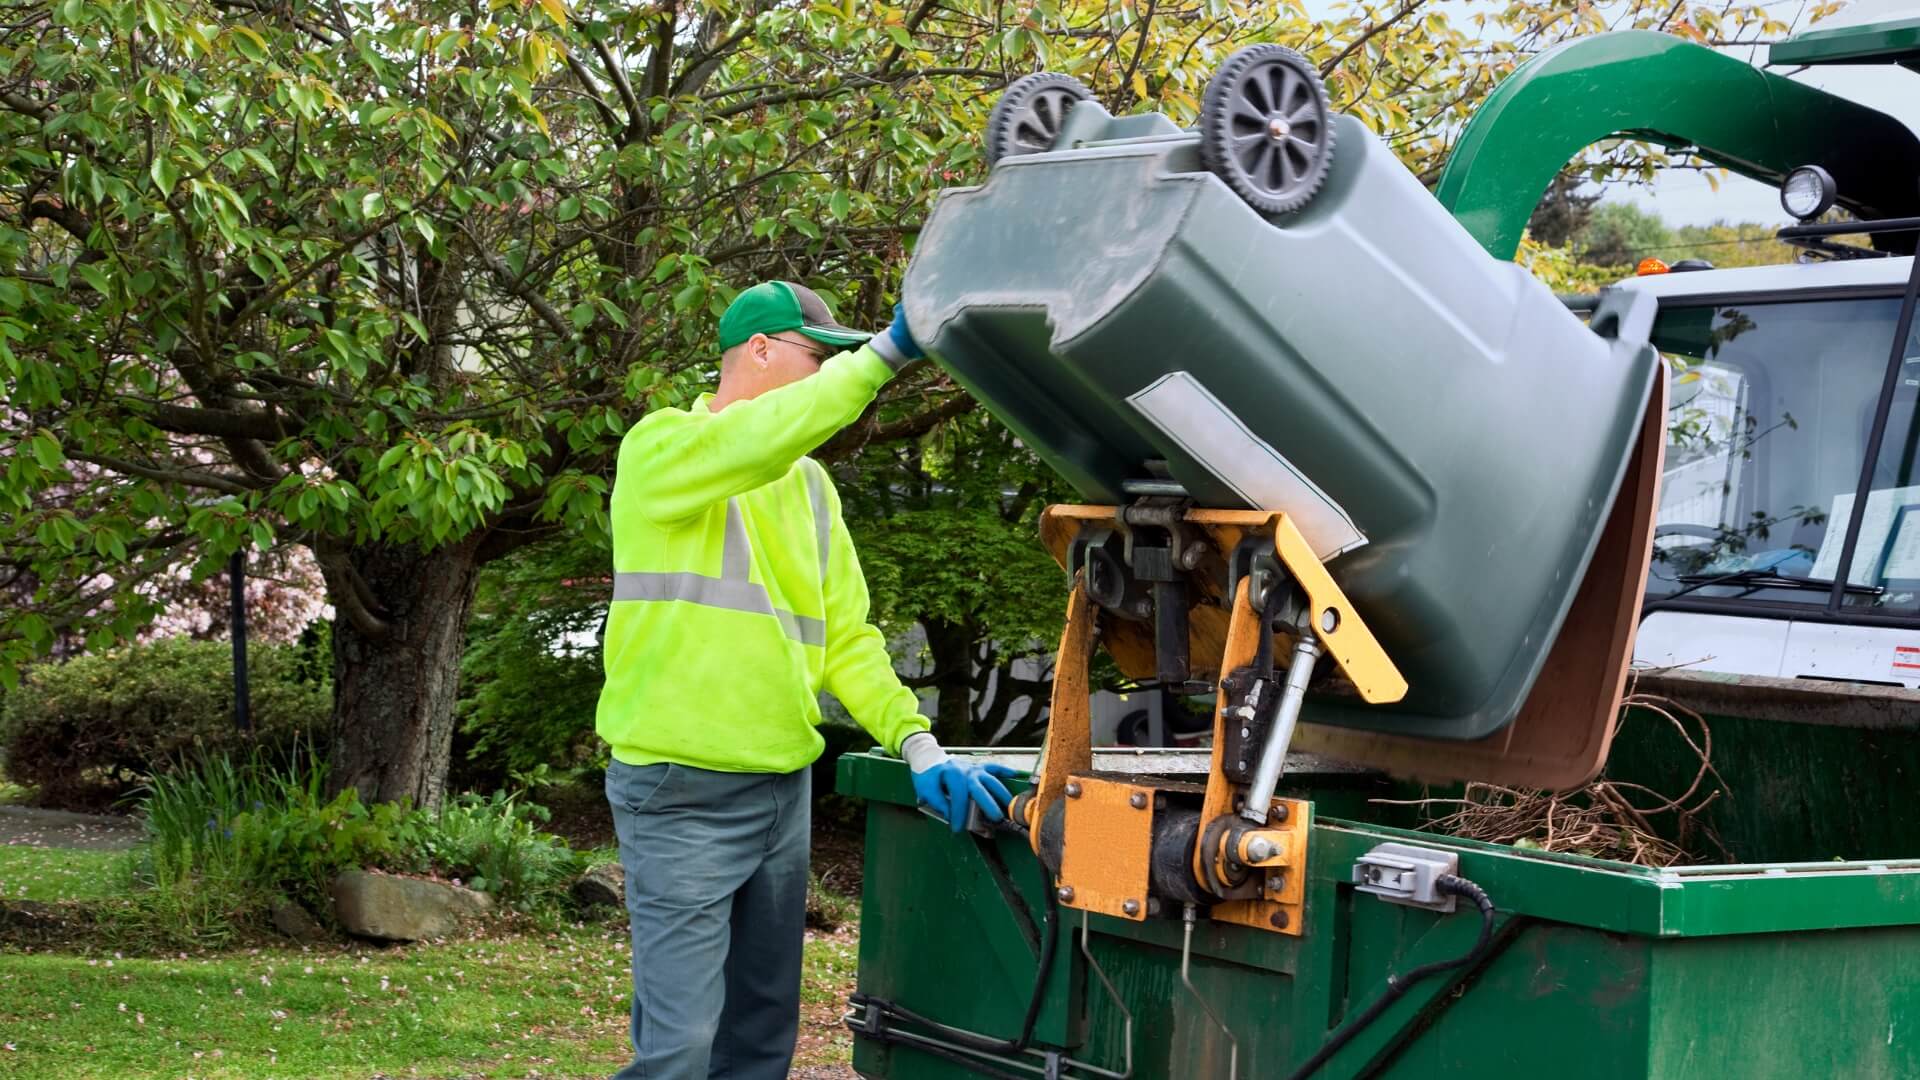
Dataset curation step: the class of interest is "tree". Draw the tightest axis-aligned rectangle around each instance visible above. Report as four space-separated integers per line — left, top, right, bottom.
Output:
1528 170 1602 248
0 0 1807 805
1669 220 1795 269
840 402 1071 746
454 537 606 788
1580 201 1674 268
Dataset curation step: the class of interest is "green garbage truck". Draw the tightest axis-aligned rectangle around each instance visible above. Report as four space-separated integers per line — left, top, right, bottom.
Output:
841 15 1920 1080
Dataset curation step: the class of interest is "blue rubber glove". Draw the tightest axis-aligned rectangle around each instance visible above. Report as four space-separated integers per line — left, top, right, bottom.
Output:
887 302 925 362
902 733 1019 833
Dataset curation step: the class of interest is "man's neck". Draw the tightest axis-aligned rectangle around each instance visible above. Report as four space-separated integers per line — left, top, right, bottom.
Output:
709 374 749 412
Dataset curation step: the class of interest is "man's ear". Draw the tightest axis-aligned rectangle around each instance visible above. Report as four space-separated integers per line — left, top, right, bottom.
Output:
746 333 771 370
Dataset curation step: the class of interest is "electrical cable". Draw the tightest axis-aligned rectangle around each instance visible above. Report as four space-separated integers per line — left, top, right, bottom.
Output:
1283 874 1498 1080
848 815 1063 1059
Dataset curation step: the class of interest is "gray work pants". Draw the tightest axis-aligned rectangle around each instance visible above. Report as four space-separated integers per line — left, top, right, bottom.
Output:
605 760 810 1080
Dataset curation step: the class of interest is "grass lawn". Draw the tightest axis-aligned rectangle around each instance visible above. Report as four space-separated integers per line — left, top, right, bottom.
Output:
0 846 862 1078
0 846 123 902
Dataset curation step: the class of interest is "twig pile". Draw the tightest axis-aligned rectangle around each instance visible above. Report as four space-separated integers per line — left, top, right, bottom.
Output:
1372 689 1727 867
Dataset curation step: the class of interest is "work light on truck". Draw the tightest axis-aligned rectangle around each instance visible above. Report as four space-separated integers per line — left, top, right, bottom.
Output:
1781 164 1837 221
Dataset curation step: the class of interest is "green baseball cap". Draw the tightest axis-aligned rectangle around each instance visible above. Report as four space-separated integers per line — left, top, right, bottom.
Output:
717 281 873 352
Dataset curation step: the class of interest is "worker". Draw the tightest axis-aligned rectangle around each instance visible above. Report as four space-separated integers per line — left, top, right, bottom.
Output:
596 280 1018 1080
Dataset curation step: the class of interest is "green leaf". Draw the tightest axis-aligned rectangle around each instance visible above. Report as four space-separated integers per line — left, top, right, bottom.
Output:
30 430 63 470
886 24 914 49
555 197 580 222
569 302 595 330
150 156 180 197
74 263 111 296
362 191 386 219
829 190 851 221
230 25 268 63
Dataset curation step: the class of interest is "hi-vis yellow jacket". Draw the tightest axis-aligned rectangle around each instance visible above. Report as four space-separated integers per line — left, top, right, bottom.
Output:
595 345 931 772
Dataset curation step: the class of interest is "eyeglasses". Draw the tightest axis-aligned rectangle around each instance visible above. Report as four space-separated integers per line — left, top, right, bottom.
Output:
769 335 832 363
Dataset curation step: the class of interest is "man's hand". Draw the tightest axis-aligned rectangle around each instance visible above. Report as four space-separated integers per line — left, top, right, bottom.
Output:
901 732 1019 834
887 303 925 363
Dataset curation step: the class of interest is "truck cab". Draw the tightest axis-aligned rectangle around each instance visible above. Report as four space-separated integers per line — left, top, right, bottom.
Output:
1625 256 1920 688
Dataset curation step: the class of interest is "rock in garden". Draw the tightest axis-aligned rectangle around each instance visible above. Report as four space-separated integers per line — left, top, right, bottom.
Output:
571 862 625 909
270 898 331 944
331 870 493 942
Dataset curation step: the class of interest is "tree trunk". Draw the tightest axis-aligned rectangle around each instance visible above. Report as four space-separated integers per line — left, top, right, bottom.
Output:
922 617 977 746
327 540 482 809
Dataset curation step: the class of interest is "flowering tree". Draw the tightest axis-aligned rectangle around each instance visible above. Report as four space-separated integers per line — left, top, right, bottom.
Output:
0 0 1804 805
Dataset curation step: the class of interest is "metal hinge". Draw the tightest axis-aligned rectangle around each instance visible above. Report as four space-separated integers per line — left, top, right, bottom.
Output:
1352 842 1459 913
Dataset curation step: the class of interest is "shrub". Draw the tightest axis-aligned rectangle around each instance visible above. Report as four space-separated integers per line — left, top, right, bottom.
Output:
456 608 602 785
118 748 586 945
0 636 330 809
419 790 584 908
121 745 425 944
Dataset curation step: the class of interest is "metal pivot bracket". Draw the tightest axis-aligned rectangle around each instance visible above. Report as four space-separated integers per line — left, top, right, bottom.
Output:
1070 527 1151 621
1353 843 1461 913
1057 775 1157 921
1225 536 1294 624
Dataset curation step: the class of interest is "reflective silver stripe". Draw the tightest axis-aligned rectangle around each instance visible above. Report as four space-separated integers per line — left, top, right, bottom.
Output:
611 571 826 647
783 610 827 648
722 499 751 581
803 462 831 582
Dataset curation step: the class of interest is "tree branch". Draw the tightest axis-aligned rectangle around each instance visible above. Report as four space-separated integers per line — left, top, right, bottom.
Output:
870 392 976 442
588 33 645 134
26 198 93 244
1319 0 1424 77
561 50 626 135
710 68 1001 120
128 400 283 441
462 225 579 342
313 544 392 638
68 451 261 496
0 91 51 121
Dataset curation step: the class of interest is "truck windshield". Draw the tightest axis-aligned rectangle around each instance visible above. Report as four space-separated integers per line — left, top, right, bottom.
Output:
1648 292 1920 619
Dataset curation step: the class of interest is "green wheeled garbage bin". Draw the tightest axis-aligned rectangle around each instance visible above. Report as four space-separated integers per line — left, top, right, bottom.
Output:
902 51 1664 746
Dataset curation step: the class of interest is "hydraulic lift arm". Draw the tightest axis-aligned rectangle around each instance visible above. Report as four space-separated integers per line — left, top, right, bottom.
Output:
1014 504 1406 937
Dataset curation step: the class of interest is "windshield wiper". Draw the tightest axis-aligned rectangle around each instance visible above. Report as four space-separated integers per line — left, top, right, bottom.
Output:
1665 567 1886 602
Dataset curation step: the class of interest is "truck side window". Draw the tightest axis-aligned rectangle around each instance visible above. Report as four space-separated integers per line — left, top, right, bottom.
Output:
1647 295 1913 611
1838 322 1920 616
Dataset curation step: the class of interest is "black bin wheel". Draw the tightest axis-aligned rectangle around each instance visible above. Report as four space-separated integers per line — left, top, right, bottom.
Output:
1198 45 1334 215
985 72 1093 168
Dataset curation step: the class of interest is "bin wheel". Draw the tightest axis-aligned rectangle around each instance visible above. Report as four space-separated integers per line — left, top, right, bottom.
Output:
1199 44 1334 215
985 72 1093 168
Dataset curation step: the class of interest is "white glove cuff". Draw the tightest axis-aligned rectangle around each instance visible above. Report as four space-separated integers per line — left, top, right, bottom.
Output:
899 731 949 773
867 332 911 372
